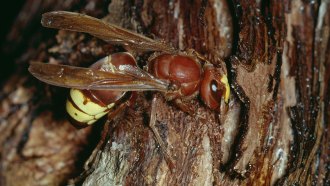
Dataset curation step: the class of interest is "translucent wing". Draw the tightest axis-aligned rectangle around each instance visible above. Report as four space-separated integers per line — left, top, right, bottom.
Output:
41 11 176 53
29 62 169 92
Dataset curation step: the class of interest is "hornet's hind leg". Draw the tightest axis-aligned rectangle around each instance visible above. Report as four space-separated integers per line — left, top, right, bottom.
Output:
149 96 176 171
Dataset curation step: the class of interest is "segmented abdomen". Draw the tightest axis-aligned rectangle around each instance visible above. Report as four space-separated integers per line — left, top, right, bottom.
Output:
65 52 137 128
66 89 115 127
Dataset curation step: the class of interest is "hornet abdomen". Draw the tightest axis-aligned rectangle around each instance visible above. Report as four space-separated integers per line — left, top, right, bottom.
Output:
66 52 136 128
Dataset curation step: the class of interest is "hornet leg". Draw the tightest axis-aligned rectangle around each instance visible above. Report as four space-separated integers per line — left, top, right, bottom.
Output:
149 96 176 171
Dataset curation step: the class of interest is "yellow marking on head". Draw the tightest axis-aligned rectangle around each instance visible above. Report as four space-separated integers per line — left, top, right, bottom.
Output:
70 89 109 115
66 100 94 123
220 75 230 103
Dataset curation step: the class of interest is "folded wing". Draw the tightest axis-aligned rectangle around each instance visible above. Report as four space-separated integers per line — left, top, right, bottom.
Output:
41 11 176 53
29 62 169 92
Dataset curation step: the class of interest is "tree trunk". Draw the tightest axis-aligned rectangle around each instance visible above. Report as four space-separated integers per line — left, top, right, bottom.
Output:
0 0 329 185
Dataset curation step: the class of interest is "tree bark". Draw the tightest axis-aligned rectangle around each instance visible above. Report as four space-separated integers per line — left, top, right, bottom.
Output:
0 0 329 185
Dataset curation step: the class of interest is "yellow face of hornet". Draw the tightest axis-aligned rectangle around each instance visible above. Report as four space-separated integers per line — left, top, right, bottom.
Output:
66 89 115 126
220 75 230 103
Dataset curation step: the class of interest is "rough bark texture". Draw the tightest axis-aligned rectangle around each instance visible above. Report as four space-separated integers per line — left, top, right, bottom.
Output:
0 0 329 185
